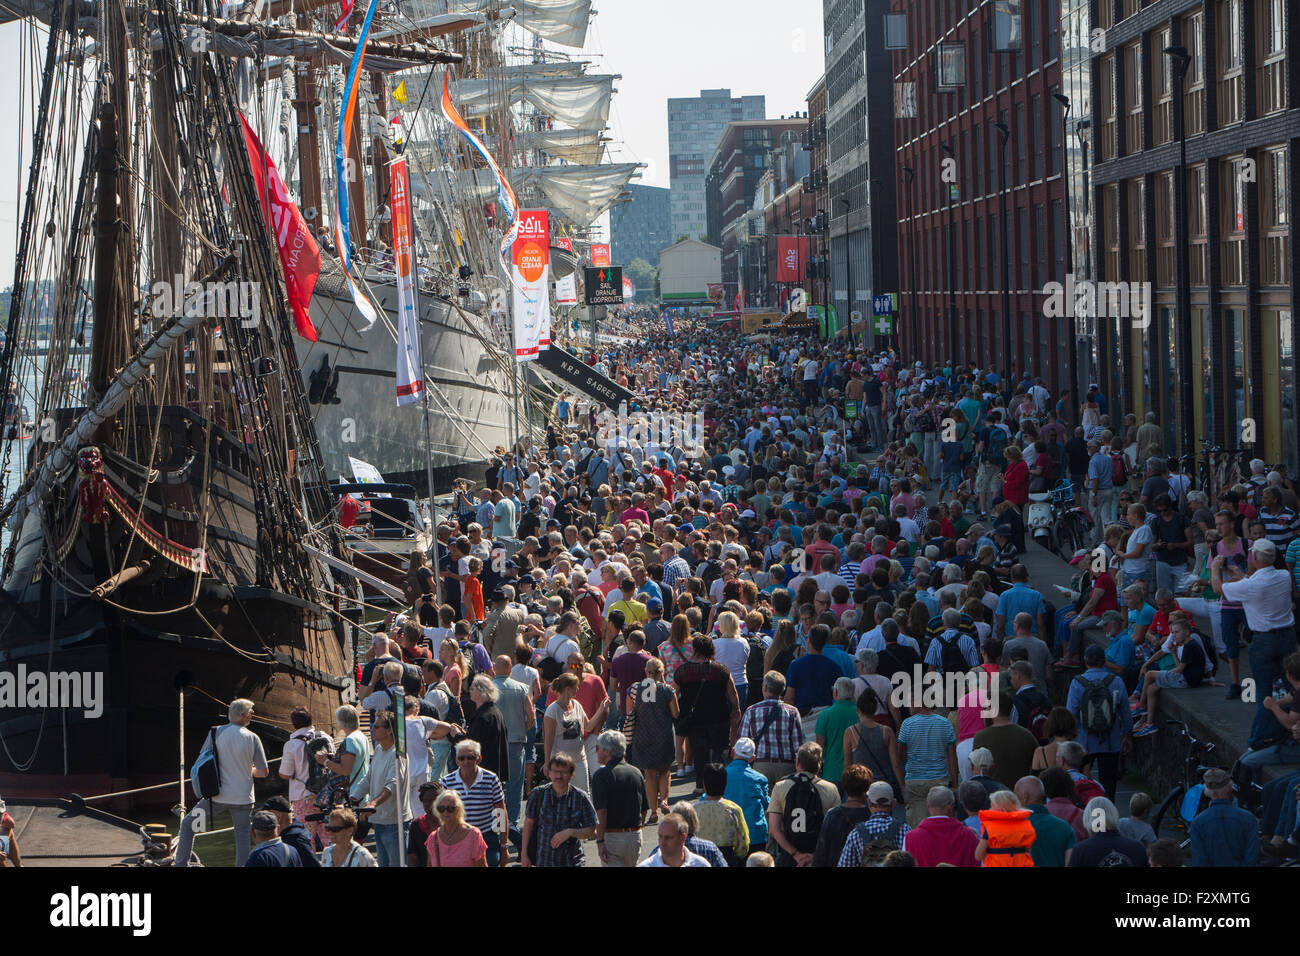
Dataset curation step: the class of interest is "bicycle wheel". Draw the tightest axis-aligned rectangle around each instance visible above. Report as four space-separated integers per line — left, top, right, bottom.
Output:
1151 785 1186 838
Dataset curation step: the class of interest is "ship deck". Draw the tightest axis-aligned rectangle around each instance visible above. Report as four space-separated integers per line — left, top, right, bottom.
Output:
6 798 145 867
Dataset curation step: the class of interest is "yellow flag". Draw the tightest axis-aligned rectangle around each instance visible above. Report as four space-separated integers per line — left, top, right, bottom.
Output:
393 81 408 105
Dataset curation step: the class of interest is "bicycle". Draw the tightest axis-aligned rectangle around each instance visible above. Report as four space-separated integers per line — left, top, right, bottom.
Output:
1150 719 1261 855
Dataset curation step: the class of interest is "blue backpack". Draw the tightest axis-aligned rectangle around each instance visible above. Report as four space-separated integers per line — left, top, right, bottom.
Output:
191 725 222 800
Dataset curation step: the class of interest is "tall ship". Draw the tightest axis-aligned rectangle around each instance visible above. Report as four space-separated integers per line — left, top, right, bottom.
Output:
0 0 638 798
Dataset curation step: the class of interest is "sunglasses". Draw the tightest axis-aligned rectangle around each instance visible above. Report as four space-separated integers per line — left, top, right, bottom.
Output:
436 805 457 813
324 824 351 833
456 754 479 762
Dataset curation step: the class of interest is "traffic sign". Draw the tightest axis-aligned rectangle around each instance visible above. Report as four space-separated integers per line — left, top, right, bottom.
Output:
584 266 624 306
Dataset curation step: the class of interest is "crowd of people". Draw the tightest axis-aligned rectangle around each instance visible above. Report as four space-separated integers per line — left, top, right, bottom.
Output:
185 315 1299 868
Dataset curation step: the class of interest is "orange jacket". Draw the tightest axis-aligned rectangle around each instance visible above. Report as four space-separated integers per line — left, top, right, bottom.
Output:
978 809 1036 867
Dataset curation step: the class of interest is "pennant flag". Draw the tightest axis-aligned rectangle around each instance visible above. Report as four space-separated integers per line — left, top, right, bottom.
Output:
336 0 354 30
390 157 423 407
333 0 382 331
240 113 321 341
392 80 408 105
441 72 519 274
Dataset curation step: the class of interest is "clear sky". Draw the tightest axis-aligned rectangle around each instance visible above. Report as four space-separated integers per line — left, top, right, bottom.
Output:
0 2 826 271
581 0 826 190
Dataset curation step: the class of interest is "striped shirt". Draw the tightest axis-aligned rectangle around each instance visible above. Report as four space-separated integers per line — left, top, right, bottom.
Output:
737 698 805 763
838 560 862 586
837 812 911 866
897 713 957 779
1259 507 1299 549
440 768 504 834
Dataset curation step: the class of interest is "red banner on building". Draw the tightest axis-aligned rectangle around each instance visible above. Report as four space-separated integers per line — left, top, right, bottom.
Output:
240 113 320 341
590 243 611 267
775 236 809 283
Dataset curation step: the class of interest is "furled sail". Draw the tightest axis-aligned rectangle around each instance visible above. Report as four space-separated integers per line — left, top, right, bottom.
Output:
516 128 604 164
509 163 641 225
420 0 593 47
448 74 615 129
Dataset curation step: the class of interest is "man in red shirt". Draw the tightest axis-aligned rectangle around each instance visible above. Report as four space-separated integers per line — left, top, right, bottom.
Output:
902 786 980 866
652 457 676 497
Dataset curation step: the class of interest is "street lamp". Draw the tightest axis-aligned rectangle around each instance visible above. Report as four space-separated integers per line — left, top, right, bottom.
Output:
1164 44 1194 457
839 196 854 347
1053 91 1078 405
816 208 830 341
994 119 1012 378
901 166 917 364
941 142 958 366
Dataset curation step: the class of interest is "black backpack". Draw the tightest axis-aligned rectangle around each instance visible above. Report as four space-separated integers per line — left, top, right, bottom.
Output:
293 729 335 794
1079 674 1119 737
781 773 826 855
938 631 969 676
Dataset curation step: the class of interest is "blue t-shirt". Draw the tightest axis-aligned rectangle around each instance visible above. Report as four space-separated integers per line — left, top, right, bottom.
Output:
822 645 857 679
1105 633 1136 670
785 653 842 714
994 583 1046 635
1127 603 1156 637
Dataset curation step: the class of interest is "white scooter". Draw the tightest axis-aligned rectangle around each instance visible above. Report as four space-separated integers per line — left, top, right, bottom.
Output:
1027 479 1090 558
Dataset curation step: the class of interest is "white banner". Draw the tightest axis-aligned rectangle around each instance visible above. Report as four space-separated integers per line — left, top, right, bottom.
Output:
511 209 550 361
391 158 423 407
349 457 385 485
555 272 578 305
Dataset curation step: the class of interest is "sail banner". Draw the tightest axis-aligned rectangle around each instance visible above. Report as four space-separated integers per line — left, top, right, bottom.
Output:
332 0 382 331
775 236 809 283
511 210 550 362
555 272 578 305
590 244 611 267
391 158 423 407
441 72 519 273
239 113 320 341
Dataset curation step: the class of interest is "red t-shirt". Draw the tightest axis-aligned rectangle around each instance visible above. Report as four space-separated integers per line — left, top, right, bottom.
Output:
1090 571 1119 615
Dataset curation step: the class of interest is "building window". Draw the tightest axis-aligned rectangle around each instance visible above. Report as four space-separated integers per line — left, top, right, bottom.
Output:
1220 156 1247 285
1019 206 1029 289
1035 203 1047 288
1260 146 1290 285
1155 171 1175 286
1099 53 1118 162
1184 11 1206 135
1125 41 1143 154
1102 183 1120 281
1257 0 1288 115
1129 179 1147 282
1016 103 1027 186
1152 28 1173 145
1098 0 1114 30
1187 164 1208 285
1218 0 1244 126
1026 0 1038 72
1030 94 1042 181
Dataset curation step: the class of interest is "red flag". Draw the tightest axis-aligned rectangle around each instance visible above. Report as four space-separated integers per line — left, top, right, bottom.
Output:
775 236 809 283
335 0 354 30
240 114 321 342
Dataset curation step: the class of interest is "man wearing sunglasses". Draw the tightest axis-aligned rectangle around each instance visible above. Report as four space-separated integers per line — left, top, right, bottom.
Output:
440 739 509 867
357 714 411 868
